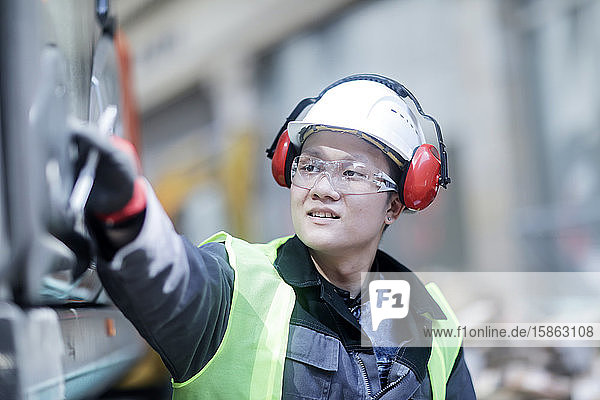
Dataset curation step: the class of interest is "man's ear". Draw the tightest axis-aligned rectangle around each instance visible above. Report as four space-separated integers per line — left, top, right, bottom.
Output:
385 193 404 225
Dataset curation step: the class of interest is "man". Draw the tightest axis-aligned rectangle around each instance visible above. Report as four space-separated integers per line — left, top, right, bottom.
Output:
79 74 476 399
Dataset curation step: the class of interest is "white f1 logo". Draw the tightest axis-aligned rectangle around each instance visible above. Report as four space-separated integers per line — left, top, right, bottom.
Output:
369 280 411 330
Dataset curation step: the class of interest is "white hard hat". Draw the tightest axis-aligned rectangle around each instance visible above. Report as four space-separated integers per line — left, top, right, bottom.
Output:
287 80 426 167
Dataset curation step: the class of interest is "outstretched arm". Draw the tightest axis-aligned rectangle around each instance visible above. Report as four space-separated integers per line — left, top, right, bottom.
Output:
96 184 235 383
76 130 235 383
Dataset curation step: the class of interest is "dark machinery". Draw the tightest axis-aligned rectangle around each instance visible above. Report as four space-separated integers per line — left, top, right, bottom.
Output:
0 1 146 398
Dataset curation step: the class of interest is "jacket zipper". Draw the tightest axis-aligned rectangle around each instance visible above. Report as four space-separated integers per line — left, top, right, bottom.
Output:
354 353 410 400
371 373 407 400
354 353 372 398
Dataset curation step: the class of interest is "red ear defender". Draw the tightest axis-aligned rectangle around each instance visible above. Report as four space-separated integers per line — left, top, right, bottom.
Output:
271 130 296 187
402 144 441 210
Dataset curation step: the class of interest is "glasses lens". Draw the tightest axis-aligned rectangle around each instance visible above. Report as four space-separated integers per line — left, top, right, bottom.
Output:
332 161 375 193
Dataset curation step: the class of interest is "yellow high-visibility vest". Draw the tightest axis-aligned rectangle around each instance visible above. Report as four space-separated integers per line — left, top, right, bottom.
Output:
172 232 461 399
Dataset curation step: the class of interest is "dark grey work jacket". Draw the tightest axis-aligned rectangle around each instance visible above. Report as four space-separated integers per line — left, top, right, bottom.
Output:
97 189 477 399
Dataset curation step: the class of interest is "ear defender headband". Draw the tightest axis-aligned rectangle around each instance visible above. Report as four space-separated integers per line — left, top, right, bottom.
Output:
266 74 451 211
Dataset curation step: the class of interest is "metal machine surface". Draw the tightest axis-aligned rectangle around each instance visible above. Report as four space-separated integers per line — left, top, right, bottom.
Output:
0 0 146 398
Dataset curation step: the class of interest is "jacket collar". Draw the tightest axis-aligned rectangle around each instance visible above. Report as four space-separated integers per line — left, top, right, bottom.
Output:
275 235 446 320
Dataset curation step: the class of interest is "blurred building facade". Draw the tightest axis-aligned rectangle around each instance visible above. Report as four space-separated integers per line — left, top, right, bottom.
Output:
115 0 600 275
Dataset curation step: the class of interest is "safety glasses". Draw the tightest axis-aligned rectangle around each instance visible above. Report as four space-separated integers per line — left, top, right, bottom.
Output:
290 155 398 195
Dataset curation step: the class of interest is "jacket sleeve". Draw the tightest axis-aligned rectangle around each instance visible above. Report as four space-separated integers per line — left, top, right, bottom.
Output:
445 348 477 399
96 182 234 383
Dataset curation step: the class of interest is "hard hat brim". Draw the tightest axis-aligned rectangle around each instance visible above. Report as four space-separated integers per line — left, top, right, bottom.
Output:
287 122 409 169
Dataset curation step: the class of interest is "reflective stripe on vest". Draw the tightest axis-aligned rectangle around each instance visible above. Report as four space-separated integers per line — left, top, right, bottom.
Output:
172 232 461 399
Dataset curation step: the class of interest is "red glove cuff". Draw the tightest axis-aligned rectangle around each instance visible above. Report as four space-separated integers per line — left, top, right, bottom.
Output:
96 177 147 225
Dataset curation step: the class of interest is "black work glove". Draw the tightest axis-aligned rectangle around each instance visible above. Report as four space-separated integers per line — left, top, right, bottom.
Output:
73 129 146 225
